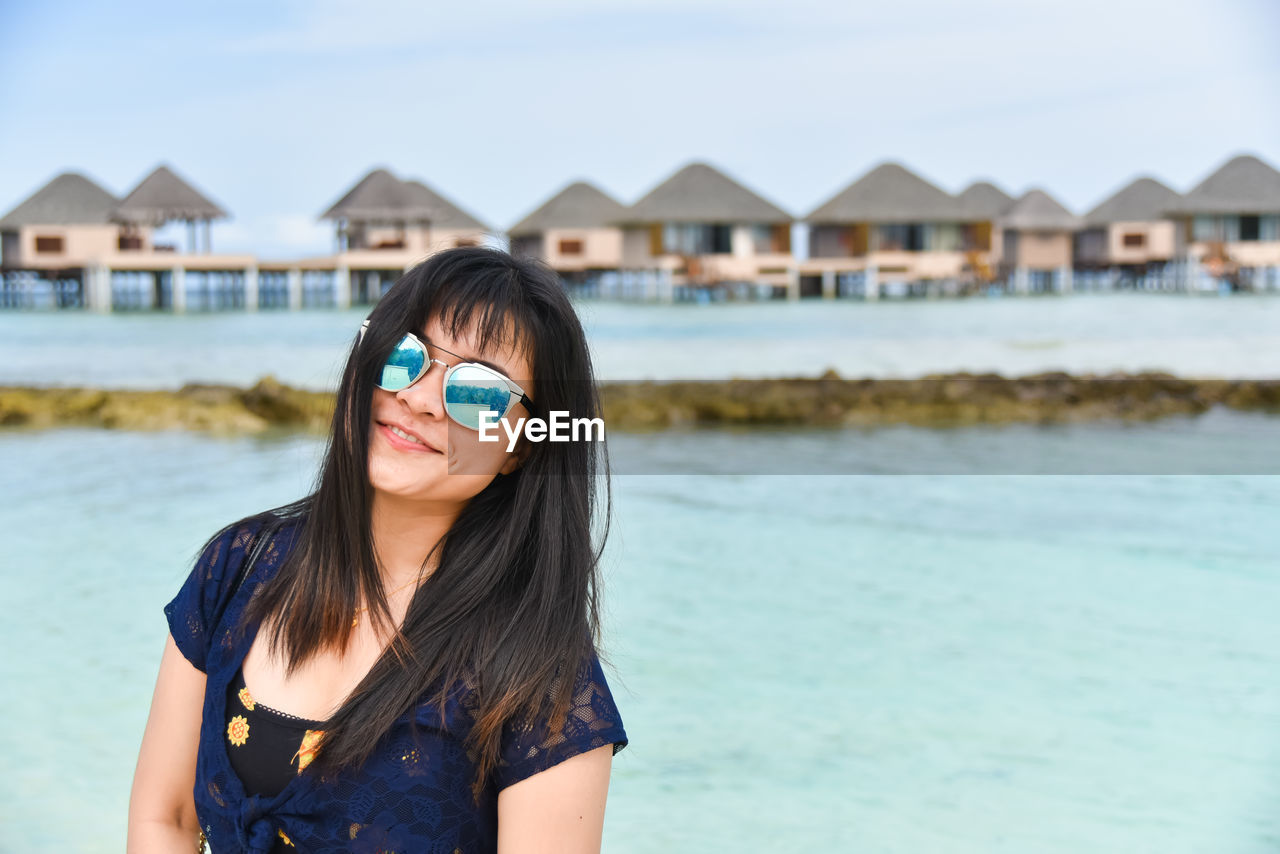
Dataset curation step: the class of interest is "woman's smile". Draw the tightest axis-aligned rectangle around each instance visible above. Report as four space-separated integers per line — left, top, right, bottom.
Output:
375 420 444 454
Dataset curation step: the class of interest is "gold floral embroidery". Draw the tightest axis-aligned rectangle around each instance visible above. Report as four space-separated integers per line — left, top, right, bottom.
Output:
293 729 325 772
227 715 250 747
277 827 295 847
238 686 255 711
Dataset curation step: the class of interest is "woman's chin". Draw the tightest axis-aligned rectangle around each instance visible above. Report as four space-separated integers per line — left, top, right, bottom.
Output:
369 459 444 497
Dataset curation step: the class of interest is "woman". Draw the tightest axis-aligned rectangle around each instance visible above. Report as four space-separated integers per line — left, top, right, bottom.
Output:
128 247 628 853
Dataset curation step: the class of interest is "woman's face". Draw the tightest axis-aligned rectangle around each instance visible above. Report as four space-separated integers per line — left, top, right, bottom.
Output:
367 313 534 506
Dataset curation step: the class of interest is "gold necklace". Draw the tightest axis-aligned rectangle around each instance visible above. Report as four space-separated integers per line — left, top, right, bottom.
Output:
351 572 427 628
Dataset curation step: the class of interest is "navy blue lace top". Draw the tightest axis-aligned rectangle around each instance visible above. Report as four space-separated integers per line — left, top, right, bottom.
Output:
164 516 628 854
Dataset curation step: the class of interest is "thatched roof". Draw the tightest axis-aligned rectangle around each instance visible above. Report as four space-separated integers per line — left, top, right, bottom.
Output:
807 162 964 223
0 172 118 228
319 168 433 221
113 165 227 225
1172 154 1280 215
509 181 629 236
957 181 1014 219
1000 189 1081 231
1083 177 1181 226
320 168 487 228
622 162 790 224
402 180 488 230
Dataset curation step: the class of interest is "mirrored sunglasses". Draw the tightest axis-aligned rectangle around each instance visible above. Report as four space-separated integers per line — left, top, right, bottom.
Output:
360 320 534 431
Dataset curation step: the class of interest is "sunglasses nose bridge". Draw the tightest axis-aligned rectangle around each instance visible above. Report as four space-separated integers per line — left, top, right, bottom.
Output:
392 356 449 416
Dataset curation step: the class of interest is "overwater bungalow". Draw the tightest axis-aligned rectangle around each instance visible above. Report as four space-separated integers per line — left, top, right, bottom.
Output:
998 189 1081 293
319 168 491 303
321 168 428 253
321 168 489 256
1074 177 1181 280
0 166 250 310
113 164 228 253
802 162 1001 298
0 164 224 269
616 162 793 298
0 172 128 270
402 179 489 251
508 181 628 281
1169 154 1280 291
5 151 1277 311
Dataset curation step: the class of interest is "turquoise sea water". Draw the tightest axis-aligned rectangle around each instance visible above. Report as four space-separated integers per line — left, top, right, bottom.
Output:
1 428 1278 852
2 293 1280 388
2 295 1279 851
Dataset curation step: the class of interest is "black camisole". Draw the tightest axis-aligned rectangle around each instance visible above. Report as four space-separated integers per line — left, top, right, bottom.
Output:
224 666 328 850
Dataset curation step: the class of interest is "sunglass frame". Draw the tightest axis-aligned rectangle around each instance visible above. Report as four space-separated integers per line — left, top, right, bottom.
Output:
360 320 535 430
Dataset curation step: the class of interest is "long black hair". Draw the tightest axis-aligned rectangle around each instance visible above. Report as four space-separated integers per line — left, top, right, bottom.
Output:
234 246 612 799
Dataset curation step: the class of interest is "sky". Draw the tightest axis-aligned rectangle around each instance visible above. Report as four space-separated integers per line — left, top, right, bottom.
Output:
1 0 1278 258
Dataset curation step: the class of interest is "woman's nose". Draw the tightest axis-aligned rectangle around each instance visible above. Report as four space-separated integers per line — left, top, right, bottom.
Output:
395 360 447 417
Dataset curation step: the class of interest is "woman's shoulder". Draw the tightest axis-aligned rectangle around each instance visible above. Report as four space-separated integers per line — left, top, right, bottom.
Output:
196 503 309 588
165 503 308 673
491 642 628 791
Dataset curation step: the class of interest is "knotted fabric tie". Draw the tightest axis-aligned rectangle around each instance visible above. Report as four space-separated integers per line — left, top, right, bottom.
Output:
236 798 283 854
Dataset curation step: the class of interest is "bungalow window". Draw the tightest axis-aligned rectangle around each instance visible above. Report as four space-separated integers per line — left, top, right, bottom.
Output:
708 225 732 254
1196 215 1243 242
874 224 924 252
751 225 773 254
1191 215 1220 242
808 225 848 258
35 235 64 254
1239 215 1260 242
1122 232 1146 248
927 224 961 252
1261 216 1280 242
750 225 792 254
558 239 583 255
661 223 732 255
118 234 144 250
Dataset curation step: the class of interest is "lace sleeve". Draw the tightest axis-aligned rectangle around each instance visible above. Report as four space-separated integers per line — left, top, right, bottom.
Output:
162 523 257 673
494 650 628 791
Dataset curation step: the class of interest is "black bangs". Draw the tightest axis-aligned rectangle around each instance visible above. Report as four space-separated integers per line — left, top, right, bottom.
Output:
378 247 545 384
432 260 539 365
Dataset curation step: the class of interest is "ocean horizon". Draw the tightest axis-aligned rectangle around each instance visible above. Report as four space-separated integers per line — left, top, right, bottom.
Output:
2 293 1279 391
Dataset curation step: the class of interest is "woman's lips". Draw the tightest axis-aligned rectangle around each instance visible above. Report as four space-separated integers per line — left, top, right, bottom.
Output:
377 422 443 454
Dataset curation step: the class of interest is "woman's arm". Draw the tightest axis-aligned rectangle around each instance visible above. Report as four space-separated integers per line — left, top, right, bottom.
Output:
127 634 207 853
496 743 615 854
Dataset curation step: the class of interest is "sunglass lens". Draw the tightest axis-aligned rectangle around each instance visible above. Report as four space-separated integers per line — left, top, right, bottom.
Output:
379 335 426 390
444 364 512 430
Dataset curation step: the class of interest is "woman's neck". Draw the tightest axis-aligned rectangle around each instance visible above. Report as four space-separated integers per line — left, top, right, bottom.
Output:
368 493 461 587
